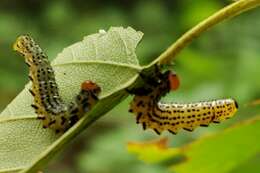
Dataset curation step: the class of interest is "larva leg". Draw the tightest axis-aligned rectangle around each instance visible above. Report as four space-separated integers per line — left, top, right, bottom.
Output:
13 35 101 133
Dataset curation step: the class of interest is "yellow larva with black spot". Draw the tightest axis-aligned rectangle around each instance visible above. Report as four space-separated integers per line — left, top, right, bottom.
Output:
13 35 101 133
128 69 238 135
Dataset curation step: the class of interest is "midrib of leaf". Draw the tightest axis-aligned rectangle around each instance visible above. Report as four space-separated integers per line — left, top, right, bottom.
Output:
52 60 142 72
51 60 141 99
0 116 36 123
0 167 25 173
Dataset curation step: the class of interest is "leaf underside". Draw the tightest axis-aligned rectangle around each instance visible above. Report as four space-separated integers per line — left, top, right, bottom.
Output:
0 27 143 173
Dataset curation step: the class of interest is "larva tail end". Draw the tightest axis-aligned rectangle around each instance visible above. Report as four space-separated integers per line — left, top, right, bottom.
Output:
81 80 101 95
214 98 238 122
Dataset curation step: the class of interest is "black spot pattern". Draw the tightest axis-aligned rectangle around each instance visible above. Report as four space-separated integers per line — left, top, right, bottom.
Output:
128 69 238 135
13 35 101 133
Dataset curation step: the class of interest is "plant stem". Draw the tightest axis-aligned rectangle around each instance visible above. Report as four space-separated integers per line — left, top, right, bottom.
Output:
145 0 260 68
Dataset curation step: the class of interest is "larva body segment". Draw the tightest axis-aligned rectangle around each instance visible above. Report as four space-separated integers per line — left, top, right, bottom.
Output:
154 99 237 133
13 35 101 132
68 81 101 126
129 69 238 135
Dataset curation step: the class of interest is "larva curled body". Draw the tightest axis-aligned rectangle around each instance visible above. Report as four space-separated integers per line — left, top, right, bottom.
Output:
13 35 101 133
129 69 238 135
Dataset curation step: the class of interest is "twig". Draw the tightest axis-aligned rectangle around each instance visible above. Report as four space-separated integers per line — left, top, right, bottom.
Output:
145 0 260 68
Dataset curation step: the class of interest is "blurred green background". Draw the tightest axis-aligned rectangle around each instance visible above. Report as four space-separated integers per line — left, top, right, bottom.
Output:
0 0 260 173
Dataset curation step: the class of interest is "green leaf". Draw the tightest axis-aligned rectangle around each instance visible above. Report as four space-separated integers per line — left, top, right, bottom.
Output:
0 26 143 173
172 117 260 173
129 117 260 173
127 138 183 164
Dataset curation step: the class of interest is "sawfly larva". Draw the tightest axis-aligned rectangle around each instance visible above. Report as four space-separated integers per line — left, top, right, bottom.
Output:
13 35 101 133
128 68 238 135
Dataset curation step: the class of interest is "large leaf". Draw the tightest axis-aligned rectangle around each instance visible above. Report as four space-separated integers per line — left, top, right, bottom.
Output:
0 27 143 173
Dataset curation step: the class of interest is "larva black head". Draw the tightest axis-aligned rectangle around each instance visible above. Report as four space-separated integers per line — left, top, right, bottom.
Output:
81 80 101 95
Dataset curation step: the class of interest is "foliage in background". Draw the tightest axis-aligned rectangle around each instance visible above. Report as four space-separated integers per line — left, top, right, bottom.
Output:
128 117 260 173
0 0 260 173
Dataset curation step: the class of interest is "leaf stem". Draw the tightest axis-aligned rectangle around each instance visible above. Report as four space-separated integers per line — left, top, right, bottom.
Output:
145 0 260 67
